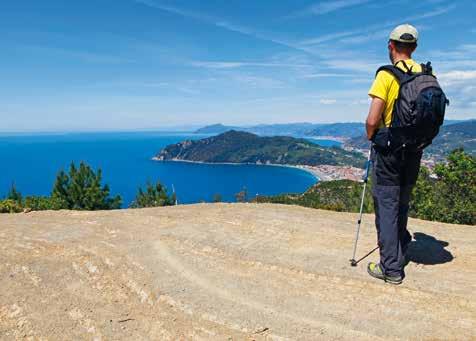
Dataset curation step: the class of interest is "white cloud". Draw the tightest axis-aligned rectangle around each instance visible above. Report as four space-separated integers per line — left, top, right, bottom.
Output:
350 98 371 105
323 59 381 73
320 99 337 105
348 78 373 84
92 81 170 88
301 73 349 78
232 75 286 89
438 70 476 86
176 87 200 95
190 61 311 69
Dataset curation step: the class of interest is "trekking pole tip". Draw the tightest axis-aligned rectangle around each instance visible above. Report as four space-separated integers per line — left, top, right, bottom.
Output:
350 259 357 267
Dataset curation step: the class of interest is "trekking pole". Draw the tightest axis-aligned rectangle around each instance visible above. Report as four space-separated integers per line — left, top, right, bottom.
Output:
350 147 372 267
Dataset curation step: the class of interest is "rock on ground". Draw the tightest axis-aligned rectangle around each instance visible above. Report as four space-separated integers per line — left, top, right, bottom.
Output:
0 203 475 340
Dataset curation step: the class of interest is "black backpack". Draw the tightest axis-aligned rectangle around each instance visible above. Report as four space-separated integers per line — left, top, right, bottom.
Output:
374 61 449 151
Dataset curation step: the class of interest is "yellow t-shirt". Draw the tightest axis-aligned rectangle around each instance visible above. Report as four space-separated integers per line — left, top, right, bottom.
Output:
368 59 423 128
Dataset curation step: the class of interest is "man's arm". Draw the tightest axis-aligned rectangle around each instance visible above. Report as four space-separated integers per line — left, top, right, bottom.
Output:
365 96 386 140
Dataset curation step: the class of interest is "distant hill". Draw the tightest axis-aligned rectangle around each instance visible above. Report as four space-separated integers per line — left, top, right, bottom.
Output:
304 122 364 138
195 124 241 134
196 120 473 140
194 122 320 136
426 120 476 158
345 120 476 158
248 123 321 136
156 130 366 167
344 134 370 151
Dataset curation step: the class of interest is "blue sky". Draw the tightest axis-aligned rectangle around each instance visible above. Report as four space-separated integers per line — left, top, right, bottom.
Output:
1 0 475 131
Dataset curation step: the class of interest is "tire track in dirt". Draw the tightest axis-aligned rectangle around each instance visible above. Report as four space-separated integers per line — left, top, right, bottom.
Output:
149 234 474 340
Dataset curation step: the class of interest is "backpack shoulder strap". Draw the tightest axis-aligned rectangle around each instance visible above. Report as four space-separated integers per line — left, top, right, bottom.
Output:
375 65 406 83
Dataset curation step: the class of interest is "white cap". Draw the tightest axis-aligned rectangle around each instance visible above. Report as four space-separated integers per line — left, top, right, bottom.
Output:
389 24 419 43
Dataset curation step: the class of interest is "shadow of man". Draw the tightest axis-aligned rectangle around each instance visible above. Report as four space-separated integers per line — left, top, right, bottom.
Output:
406 232 454 265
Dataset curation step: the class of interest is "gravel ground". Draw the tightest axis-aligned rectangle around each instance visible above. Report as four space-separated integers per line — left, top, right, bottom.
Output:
0 203 475 340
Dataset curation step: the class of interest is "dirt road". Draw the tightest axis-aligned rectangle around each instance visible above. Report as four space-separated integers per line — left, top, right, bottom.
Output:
1 203 475 340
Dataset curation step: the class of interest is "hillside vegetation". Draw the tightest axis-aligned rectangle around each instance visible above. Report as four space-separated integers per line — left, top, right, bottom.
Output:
256 180 374 213
156 130 366 167
257 149 475 225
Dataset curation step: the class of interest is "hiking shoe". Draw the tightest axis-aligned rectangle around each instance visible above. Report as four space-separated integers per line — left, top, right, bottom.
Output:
367 262 402 285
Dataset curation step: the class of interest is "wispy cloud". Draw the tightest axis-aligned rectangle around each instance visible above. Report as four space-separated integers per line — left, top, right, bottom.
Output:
134 0 211 22
190 61 312 69
301 73 350 79
133 0 299 51
176 87 201 95
302 0 371 17
299 5 455 46
322 59 381 73
232 75 286 89
93 81 170 88
319 98 337 105
338 30 389 44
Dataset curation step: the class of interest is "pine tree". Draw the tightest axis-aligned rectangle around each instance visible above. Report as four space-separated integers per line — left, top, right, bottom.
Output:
51 161 122 210
7 182 22 205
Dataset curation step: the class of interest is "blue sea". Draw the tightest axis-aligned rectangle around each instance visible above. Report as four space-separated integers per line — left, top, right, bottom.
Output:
0 132 340 207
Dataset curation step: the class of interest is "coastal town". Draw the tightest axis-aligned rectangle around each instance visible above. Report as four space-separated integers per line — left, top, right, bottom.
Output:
296 164 365 182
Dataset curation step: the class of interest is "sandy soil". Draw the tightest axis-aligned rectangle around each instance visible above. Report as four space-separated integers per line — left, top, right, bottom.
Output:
0 203 475 340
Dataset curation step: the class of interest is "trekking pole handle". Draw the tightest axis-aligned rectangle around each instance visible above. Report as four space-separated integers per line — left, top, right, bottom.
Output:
363 148 372 183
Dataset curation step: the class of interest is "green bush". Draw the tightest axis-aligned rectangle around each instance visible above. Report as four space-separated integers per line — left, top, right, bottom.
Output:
410 149 475 225
23 196 63 211
130 181 176 208
0 199 23 213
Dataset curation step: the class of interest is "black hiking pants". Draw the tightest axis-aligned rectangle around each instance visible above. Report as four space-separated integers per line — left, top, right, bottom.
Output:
371 146 422 277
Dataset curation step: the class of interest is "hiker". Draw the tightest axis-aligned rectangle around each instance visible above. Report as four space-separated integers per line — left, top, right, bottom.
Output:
364 24 447 284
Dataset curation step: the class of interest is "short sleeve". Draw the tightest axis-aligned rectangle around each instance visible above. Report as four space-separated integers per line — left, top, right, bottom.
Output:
368 71 390 102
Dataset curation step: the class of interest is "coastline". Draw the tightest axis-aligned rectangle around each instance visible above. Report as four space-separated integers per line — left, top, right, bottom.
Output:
152 157 365 182
152 157 320 181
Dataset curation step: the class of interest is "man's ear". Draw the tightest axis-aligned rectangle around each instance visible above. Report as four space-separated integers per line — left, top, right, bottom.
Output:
388 40 395 51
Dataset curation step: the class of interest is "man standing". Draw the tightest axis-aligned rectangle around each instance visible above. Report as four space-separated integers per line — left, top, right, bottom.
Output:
365 24 424 285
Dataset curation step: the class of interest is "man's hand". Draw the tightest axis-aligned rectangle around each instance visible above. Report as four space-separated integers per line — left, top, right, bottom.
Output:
366 96 386 140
